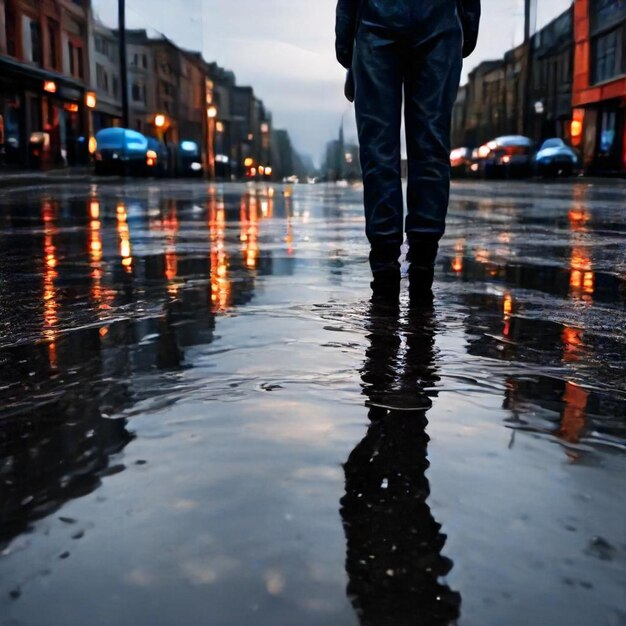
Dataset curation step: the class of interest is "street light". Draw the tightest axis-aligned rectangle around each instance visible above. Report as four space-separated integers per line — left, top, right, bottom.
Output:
207 105 218 179
85 92 97 109
154 113 167 129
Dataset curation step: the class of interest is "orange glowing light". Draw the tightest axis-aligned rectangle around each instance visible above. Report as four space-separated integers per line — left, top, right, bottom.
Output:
264 166 272 177
244 157 254 167
452 257 463 273
562 326 583 362
503 293 513 316
64 102 79 113
90 201 100 220
44 80 57 93
568 208 589 228
99 326 109 337
85 91 97 109
571 110 584 147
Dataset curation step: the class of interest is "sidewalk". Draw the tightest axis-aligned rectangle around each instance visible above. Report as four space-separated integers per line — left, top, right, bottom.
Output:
0 167 96 191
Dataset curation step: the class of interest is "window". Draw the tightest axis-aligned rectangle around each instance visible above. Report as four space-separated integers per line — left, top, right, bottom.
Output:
112 77 119 98
30 20 42 65
592 24 625 84
131 53 147 68
131 81 146 103
68 41 75 75
77 46 84 78
6 5 16 56
590 0 626 35
48 19 59 69
96 64 108 91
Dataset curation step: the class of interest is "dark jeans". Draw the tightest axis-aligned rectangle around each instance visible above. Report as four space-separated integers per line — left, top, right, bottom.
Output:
353 0 463 274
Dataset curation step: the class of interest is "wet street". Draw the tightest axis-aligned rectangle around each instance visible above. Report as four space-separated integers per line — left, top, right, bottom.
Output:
0 179 625 626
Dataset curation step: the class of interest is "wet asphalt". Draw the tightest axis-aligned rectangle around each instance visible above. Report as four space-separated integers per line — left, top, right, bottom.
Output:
0 179 624 626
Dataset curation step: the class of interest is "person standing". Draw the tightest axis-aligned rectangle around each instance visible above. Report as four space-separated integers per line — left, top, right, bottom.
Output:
336 0 481 301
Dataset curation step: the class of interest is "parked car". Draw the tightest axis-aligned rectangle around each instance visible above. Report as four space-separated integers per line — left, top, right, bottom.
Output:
533 138 579 177
178 140 203 177
473 135 533 179
94 128 149 176
450 147 473 178
145 137 170 177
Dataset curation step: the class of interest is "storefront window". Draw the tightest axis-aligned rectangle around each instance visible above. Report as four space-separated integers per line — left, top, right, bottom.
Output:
599 110 617 155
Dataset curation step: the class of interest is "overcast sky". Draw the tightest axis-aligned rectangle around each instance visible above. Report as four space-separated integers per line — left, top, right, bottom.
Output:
93 0 573 163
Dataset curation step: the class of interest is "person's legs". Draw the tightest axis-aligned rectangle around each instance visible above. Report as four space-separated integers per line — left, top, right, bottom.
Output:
353 24 404 292
404 15 463 298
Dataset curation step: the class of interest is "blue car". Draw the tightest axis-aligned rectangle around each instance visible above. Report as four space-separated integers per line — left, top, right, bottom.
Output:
533 138 579 177
94 128 149 176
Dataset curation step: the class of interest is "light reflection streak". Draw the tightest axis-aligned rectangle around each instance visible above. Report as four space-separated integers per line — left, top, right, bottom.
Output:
116 202 133 272
164 201 180 296
559 382 588 461
568 205 594 302
42 200 58 367
502 291 513 338
209 191 231 311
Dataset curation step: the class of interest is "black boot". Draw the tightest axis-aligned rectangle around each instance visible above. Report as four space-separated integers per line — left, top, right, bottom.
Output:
371 269 401 303
408 239 438 304
369 243 401 303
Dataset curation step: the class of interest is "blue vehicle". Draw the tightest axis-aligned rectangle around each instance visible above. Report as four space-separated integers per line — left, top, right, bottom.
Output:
533 138 579 177
178 140 204 177
94 128 149 176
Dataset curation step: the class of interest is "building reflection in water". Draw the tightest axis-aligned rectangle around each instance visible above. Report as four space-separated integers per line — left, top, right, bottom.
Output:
341 304 461 625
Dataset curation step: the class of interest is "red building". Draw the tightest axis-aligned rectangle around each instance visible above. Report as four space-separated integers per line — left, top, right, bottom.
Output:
572 0 626 174
0 0 92 169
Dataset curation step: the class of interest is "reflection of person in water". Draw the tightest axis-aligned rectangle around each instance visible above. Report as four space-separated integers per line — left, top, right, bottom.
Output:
341 303 461 625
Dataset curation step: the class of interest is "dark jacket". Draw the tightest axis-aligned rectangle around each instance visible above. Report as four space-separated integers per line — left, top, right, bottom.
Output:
335 0 481 68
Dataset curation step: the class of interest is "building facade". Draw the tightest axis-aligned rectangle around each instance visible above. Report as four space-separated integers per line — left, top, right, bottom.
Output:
528 7 574 145
573 0 626 173
452 7 577 152
1 7 298 176
0 0 92 168
89 18 120 131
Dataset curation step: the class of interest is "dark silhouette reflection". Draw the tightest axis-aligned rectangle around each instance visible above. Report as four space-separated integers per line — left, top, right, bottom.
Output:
341 303 461 625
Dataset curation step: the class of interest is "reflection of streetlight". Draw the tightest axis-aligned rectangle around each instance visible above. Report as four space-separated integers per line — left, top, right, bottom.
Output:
207 105 218 179
85 92 97 159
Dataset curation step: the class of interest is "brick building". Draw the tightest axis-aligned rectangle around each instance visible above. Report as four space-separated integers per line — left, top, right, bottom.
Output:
0 0 92 168
573 0 626 173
